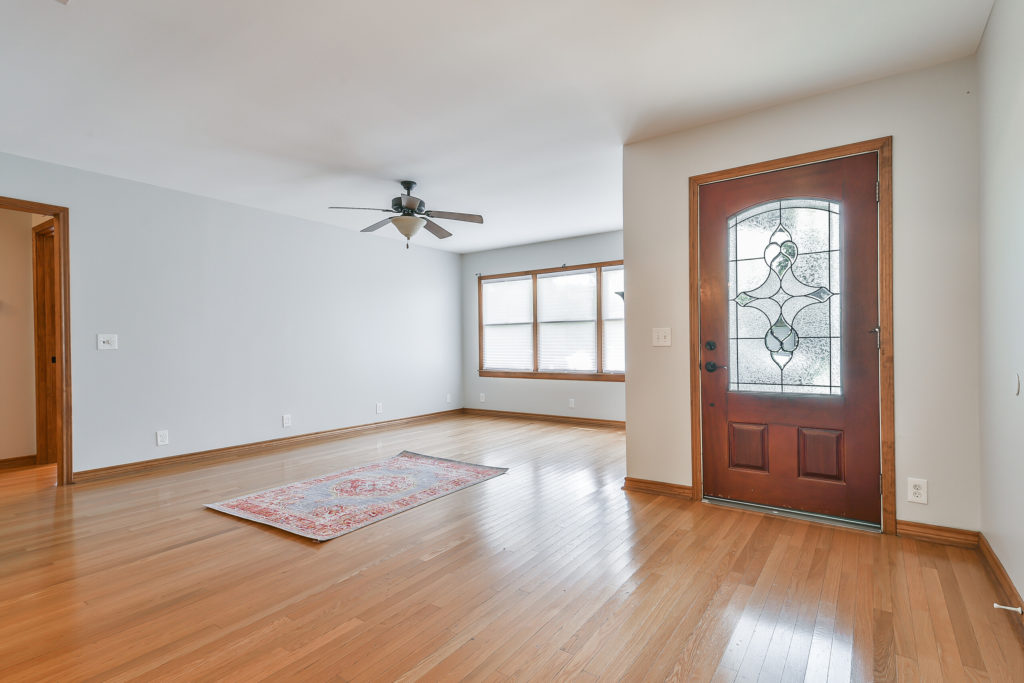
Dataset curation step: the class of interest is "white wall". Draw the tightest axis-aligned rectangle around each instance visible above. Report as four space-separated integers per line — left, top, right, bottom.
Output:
0 208 36 461
978 0 1024 593
0 152 463 472
624 58 981 529
461 231 625 421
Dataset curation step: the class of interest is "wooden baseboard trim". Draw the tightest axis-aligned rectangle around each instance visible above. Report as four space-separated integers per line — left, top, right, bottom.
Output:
73 409 464 483
461 408 625 429
896 520 980 548
622 477 694 500
0 455 38 470
979 532 1024 639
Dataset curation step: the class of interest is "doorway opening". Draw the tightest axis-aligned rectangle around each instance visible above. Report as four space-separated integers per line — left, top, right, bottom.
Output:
0 196 72 485
687 138 895 533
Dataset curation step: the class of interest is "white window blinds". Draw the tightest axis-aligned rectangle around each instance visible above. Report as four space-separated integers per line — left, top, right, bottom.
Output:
479 262 625 377
481 276 533 370
537 269 597 372
601 265 625 373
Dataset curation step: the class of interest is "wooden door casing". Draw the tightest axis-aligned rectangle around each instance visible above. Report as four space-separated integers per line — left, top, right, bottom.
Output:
698 152 882 524
0 196 72 485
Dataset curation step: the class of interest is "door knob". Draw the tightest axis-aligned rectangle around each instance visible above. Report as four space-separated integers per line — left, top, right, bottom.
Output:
704 361 727 373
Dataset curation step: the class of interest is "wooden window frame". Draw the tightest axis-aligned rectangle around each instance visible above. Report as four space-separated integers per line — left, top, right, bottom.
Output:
478 260 625 382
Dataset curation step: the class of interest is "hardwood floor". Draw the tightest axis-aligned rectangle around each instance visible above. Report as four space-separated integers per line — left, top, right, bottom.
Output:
0 415 1020 681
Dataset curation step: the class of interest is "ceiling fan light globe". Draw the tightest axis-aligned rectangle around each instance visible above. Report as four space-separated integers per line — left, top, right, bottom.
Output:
392 215 426 240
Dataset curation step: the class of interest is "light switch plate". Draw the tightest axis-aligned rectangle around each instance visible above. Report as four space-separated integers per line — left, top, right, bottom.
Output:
652 328 672 347
97 333 118 350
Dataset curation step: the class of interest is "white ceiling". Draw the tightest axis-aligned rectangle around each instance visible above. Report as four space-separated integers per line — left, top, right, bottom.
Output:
0 0 992 252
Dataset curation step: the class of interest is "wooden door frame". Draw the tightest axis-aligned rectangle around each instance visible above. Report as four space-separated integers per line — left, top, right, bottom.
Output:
1 196 72 485
687 137 895 533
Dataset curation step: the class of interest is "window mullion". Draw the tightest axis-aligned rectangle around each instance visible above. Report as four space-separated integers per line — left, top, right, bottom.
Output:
532 273 539 373
596 267 604 374
477 276 484 374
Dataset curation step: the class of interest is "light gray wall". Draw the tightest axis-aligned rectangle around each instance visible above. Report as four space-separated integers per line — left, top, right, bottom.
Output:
624 57 981 529
461 231 625 421
978 0 1024 596
0 152 462 472
0 208 35 461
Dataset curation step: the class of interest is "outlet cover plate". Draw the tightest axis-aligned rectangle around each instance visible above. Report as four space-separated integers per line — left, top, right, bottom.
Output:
907 477 928 504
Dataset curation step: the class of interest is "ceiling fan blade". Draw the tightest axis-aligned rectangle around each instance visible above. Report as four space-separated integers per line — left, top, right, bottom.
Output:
360 217 395 233
423 219 453 239
328 206 395 212
424 210 483 224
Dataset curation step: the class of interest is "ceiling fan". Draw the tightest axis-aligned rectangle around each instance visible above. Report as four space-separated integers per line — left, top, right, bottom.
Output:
329 180 483 248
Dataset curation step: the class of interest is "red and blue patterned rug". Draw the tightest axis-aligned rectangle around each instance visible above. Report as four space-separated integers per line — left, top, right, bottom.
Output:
206 451 507 541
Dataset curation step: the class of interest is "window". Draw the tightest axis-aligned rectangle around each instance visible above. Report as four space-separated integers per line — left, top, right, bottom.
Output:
728 199 840 394
479 261 624 381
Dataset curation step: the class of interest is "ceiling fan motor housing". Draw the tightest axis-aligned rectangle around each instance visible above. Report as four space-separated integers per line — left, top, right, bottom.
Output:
393 195 425 214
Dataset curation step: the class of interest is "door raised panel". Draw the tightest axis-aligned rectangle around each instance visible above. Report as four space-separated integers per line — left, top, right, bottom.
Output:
797 427 845 482
728 422 769 472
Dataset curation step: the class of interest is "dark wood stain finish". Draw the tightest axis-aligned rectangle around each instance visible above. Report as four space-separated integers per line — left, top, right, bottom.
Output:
698 153 882 524
728 423 769 472
688 138 896 533
798 427 845 482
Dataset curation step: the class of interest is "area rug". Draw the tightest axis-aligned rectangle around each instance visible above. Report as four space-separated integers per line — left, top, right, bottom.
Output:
206 451 507 541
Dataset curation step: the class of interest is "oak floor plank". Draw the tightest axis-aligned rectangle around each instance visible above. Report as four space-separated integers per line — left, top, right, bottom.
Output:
754 524 822 682
922 564 968 680
902 539 946 681
779 527 834 682
0 415 1019 681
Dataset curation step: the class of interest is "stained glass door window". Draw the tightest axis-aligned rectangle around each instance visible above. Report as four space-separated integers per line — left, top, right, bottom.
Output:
727 199 841 394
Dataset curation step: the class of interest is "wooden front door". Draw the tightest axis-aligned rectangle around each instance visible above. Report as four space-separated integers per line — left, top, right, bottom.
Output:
698 152 881 525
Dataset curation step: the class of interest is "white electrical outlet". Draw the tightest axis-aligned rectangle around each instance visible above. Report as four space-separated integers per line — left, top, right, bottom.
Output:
568 398 575 408
155 429 169 446
652 328 672 347
479 393 486 403
907 477 928 504
282 414 292 428
446 393 452 404
375 402 383 415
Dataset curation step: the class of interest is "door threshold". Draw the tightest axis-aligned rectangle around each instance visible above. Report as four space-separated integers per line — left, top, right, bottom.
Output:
703 496 881 533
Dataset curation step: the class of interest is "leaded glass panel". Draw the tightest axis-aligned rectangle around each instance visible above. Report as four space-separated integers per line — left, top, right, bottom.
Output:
727 199 841 394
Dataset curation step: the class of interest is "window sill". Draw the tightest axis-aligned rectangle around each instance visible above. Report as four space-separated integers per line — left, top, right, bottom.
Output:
479 370 625 382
